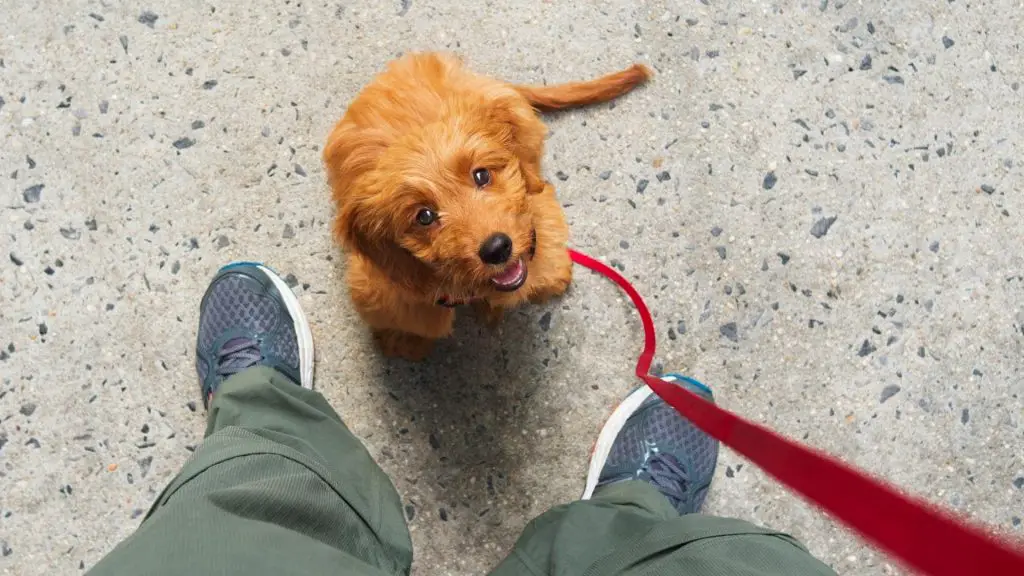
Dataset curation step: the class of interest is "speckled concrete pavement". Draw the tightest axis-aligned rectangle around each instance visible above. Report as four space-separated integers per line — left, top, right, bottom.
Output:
2 1 1022 574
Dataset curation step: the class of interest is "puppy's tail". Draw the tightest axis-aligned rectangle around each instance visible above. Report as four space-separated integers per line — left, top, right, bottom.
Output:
514 64 652 111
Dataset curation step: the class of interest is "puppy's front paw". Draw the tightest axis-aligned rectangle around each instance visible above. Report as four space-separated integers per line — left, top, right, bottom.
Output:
529 255 573 304
374 329 435 361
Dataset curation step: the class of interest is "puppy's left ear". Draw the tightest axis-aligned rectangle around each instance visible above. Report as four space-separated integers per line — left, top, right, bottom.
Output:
487 97 548 195
515 156 547 196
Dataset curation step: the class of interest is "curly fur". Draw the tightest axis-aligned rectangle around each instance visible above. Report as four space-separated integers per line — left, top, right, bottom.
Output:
324 52 651 360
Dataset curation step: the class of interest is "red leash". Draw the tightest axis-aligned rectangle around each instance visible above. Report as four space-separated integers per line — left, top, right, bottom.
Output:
568 248 1024 576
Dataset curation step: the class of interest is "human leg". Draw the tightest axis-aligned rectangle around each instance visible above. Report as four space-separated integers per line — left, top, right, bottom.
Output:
491 377 836 576
89 263 412 576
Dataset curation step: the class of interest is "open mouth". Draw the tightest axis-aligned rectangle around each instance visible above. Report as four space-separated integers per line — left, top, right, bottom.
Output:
490 257 528 292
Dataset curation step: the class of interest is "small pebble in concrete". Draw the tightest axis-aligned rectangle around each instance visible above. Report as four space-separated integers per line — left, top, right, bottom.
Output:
656 170 671 182
763 171 777 190
192 120 205 130
961 408 970 424
810 216 838 238
598 170 611 180
711 226 723 237
879 385 901 403
202 80 218 90
294 164 307 177
173 137 195 149
10 253 23 266
942 36 955 49
715 246 727 260
858 339 877 357
283 224 295 239
778 252 790 265
929 241 940 253
555 170 569 181
538 311 552 332
23 184 44 203
138 11 158 28
720 322 739 342
20 403 36 416
284 273 299 288
215 235 230 249
138 456 153 478
636 179 649 193
860 55 872 70
980 184 995 194
677 320 687 335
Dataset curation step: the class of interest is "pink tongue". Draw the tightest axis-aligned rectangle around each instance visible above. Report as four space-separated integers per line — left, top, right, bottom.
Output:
493 259 523 285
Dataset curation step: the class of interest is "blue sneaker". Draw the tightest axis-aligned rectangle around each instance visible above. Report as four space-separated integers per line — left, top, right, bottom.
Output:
582 374 719 514
195 262 314 408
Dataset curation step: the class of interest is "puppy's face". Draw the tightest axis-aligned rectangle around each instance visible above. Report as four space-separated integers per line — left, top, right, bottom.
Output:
343 118 541 300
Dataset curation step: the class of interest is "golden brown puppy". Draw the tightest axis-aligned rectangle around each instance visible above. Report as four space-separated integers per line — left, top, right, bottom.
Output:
324 53 650 360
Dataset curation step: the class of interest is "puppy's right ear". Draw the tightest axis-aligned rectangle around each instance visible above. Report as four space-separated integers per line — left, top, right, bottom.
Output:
335 194 434 292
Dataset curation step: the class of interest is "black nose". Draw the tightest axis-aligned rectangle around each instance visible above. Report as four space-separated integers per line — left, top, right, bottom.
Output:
479 233 513 264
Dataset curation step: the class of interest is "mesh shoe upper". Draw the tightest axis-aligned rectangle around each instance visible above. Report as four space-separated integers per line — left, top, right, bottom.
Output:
596 381 719 514
195 266 301 405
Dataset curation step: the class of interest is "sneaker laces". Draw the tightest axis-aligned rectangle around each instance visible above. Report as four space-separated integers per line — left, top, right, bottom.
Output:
216 337 262 378
639 452 690 510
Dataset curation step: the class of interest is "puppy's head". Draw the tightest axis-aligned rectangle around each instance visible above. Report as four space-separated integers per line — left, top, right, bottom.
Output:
333 102 545 300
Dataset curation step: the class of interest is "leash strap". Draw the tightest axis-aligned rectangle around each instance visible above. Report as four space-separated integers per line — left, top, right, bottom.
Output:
568 248 1024 576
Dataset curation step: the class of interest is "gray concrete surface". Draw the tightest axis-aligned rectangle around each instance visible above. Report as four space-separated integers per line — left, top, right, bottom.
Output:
2 0 1022 574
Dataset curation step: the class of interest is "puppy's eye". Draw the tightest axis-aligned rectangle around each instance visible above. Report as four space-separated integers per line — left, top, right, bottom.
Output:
415 208 437 226
472 168 491 188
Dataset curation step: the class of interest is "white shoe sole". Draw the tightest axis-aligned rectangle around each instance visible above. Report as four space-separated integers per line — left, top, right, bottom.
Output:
258 265 315 390
581 384 656 500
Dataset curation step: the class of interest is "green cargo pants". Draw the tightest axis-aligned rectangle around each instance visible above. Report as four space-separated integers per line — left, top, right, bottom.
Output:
89 367 837 576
